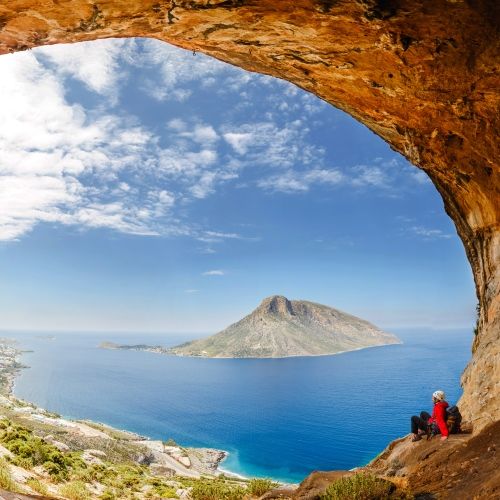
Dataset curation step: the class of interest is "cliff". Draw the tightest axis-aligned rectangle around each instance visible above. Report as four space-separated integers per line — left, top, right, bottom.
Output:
0 0 497 429
0 2 498 497
171 295 400 358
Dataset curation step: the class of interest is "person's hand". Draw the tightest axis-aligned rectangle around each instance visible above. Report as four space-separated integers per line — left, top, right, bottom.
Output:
440 435 448 441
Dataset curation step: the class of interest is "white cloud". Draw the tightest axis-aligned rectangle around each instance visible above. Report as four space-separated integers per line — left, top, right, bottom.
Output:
36 40 126 96
180 125 219 145
184 289 199 294
258 168 343 193
133 39 234 101
350 165 388 188
409 226 453 240
0 48 186 241
223 132 254 155
222 121 320 169
197 231 244 243
202 270 225 276
410 170 431 184
0 38 428 244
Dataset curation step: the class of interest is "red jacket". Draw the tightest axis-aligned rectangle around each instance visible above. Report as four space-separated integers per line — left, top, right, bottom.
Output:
429 401 449 436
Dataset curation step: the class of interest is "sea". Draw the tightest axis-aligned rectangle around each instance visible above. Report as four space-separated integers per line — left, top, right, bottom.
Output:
4 328 471 483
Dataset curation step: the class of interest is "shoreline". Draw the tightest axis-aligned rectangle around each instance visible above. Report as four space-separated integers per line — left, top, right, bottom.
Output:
3 335 403 486
0 339 235 480
100 339 403 360
0 338 294 486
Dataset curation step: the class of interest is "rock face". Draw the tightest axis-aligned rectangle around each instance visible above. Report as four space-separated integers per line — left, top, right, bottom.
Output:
0 1 498 428
283 421 500 499
171 295 400 358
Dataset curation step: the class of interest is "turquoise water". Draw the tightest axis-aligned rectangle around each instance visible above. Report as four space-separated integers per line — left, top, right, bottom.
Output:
7 328 470 483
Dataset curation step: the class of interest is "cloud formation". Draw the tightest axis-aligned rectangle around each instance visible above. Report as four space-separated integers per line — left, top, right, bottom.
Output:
410 226 453 240
0 38 428 242
202 270 225 276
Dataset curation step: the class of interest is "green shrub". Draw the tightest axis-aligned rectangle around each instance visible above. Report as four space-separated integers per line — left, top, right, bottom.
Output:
26 477 49 495
247 478 279 496
59 480 91 500
100 489 116 500
100 463 147 491
0 420 91 482
0 458 16 491
149 483 179 498
190 478 245 500
320 473 394 500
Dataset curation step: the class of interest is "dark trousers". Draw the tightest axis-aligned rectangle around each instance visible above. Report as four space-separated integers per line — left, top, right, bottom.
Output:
411 411 431 434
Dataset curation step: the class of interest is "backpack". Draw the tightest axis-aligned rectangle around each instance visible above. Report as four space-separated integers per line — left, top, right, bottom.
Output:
446 405 462 434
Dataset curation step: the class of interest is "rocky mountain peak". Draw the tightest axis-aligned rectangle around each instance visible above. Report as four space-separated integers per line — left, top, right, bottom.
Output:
171 296 401 358
259 295 295 316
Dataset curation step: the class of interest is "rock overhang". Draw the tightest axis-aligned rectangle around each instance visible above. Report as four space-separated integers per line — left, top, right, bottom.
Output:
0 0 498 430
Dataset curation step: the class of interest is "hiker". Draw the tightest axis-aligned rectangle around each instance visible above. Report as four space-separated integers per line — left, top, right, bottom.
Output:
410 390 449 442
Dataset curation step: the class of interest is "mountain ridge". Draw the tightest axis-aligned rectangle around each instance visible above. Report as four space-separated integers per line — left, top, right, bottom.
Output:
170 295 401 358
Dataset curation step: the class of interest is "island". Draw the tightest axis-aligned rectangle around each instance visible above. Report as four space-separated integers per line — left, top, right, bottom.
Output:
102 295 401 358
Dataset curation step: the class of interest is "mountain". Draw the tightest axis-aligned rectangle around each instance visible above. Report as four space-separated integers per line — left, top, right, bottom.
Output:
170 295 401 358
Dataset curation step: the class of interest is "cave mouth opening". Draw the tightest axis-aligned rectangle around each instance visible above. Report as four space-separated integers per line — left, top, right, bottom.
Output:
1 0 498 434
0 37 479 481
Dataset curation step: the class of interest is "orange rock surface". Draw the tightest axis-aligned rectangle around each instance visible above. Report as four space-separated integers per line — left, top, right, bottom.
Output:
0 1 498 431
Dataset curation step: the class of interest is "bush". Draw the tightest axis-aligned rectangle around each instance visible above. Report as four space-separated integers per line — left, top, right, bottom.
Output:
320 473 394 500
26 477 49 495
59 480 91 500
148 483 179 498
247 478 279 496
100 489 116 500
0 458 16 491
99 488 116 500
0 420 90 482
190 478 246 500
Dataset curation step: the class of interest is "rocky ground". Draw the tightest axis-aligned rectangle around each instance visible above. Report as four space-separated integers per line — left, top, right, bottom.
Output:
261 422 500 499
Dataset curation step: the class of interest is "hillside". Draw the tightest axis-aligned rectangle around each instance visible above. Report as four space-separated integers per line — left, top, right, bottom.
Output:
170 295 400 358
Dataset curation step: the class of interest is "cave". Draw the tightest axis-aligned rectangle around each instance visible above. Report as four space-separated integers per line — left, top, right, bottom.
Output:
0 0 498 494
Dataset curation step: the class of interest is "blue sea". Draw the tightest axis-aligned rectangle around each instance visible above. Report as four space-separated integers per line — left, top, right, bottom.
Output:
5 328 470 483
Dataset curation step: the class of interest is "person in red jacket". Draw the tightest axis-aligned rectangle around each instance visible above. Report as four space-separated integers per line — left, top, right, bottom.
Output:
411 390 449 442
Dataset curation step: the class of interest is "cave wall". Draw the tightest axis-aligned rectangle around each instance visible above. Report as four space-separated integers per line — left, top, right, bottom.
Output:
0 0 498 430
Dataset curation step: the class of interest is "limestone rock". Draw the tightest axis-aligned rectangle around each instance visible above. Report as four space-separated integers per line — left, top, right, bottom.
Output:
43 436 70 452
0 0 497 429
82 450 104 464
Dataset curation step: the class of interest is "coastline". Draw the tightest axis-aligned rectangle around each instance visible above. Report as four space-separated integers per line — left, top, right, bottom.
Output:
0 339 235 480
100 339 403 360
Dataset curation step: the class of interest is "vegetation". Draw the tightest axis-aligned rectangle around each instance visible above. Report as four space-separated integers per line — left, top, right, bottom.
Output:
473 303 480 336
247 478 279 496
59 480 91 500
0 418 86 481
0 417 280 500
0 457 17 492
26 477 49 495
320 473 398 500
163 438 178 447
190 477 246 500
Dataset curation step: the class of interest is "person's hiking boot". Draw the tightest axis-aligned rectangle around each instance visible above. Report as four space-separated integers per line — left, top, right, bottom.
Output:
411 434 422 442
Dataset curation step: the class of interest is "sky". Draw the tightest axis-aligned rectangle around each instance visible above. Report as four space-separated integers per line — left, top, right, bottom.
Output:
0 38 476 333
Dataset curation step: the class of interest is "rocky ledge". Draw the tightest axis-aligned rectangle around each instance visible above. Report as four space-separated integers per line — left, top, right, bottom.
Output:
262 422 500 499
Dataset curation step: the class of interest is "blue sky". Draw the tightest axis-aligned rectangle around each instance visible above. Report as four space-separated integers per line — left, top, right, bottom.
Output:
0 38 476 333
